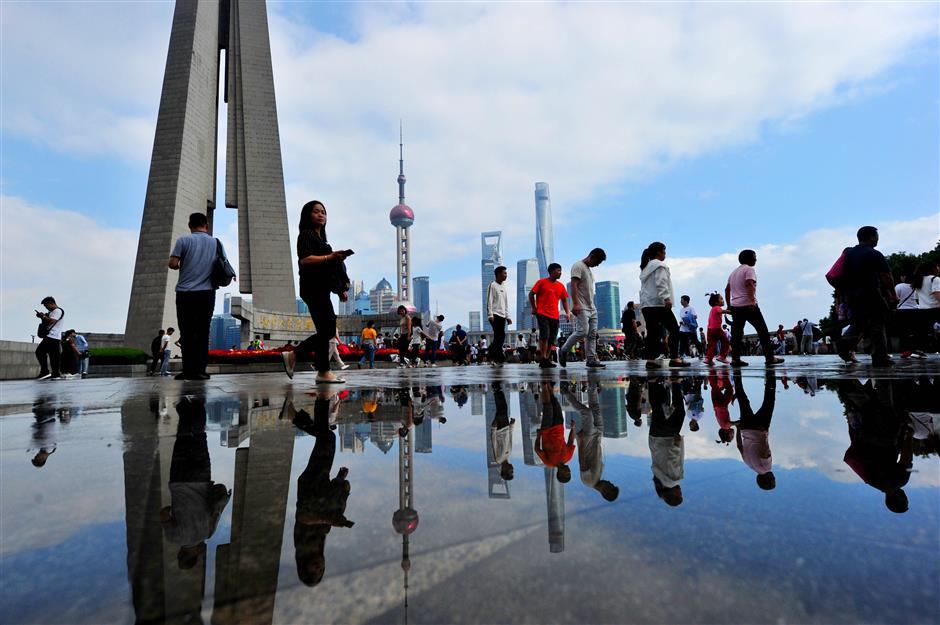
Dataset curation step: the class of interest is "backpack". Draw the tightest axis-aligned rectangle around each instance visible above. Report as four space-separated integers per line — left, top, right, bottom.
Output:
37 308 64 339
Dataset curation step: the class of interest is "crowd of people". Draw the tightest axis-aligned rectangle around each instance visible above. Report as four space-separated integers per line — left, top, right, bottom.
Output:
30 209 938 383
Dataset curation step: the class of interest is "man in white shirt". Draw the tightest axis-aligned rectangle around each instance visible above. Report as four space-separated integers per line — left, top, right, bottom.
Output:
678 295 701 358
560 248 606 368
422 314 445 366
486 266 512 366
160 328 176 376
799 319 816 355
34 296 65 380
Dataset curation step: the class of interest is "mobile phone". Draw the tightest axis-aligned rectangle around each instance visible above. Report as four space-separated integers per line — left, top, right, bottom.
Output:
343 249 355 256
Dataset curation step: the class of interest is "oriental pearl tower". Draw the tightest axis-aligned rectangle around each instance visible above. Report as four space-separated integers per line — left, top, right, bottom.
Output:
393 420 419 619
389 123 416 311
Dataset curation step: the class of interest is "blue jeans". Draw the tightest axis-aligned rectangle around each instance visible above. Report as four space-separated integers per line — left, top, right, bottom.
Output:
360 344 375 369
79 355 89 375
160 349 171 375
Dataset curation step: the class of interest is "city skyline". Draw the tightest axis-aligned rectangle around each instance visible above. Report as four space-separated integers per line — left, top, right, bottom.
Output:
480 231 504 333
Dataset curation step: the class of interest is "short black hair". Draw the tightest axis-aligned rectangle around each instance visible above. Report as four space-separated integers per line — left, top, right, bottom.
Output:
40 296 56 306
589 248 607 262
738 249 756 265
366 320 374 327
188 212 208 229
494 266 507 275
547 262 562 273
857 225 878 242
708 293 722 306
680 295 690 303
167 327 175 332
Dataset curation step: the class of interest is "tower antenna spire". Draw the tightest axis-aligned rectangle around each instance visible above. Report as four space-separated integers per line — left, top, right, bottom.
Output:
398 120 406 204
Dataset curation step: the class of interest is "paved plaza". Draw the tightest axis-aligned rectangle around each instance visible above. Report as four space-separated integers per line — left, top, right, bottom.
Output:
2 355 938 624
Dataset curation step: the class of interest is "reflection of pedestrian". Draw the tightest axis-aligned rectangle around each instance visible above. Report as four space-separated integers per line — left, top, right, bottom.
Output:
536 383 574 483
709 370 736 443
160 397 231 569
563 383 618 501
732 372 777 490
648 379 686 506
836 380 913 513
490 384 515 481
288 397 354 586
30 397 58 467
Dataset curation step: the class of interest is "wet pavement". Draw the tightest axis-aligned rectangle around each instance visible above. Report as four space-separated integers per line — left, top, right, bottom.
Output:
2 356 938 625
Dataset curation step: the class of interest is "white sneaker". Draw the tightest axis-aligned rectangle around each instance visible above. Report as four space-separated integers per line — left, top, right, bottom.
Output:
340 364 350 370
37 373 52 380
431 363 437 367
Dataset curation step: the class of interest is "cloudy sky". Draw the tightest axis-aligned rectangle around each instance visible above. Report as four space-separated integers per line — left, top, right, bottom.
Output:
1 1 938 340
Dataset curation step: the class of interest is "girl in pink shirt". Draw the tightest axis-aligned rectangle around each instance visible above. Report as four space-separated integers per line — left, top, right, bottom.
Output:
705 293 730 364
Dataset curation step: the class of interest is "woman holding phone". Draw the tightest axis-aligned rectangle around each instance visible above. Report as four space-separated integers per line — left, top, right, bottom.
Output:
283 200 353 383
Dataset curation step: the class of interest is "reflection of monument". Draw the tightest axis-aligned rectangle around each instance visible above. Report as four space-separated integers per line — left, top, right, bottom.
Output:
392 424 419 618
125 0 296 350
390 125 416 311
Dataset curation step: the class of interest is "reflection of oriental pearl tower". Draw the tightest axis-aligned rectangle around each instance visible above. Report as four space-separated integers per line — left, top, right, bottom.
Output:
389 123 416 310
392 422 418 616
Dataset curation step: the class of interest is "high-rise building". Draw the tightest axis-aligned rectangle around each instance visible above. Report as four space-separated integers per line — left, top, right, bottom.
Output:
516 258 539 331
210 314 241 350
534 182 554 278
415 417 432 453
596 281 621 330
413 276 430 315
480 231 503 332
338 280 364 315
469 311 482 332
389 124 416 309
353 290 372 315
599 387 628 438
369 278 396 314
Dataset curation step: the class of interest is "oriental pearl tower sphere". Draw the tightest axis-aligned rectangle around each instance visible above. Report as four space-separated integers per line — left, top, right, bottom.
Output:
390 123 416 312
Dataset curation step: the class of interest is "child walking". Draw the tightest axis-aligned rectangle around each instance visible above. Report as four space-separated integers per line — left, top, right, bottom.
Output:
705 293 730 365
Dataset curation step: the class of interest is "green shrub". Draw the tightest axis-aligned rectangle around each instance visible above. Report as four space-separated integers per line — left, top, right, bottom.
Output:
89 347 150 365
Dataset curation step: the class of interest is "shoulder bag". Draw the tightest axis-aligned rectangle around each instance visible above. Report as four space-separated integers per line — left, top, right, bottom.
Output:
211 238 237 288
37 308 64 339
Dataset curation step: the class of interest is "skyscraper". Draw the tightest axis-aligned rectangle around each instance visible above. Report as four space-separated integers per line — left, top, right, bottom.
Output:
338 280 364 315
369 278 395 314
389 124 415 309
516 258 539 331
596 281 621 330
469 311 482 333
480 231 503 332
534 182 554 278
413 276 430 315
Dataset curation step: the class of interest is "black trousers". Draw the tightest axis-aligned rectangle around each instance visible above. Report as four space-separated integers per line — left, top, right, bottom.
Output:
489 315 507 363
641 307 679 360
35 337 60 377
176 290 215 376
838 297 889 363
297 286 335 374
729 305 774 362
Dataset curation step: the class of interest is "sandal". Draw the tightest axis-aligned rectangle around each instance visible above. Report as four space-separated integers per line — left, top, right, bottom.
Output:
315 375 346 384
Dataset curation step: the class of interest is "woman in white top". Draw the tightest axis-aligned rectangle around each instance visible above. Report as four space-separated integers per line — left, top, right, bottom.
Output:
914 262 940 310
638 242 689 369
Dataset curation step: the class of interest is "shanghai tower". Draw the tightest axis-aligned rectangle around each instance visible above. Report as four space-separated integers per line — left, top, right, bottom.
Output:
534 182 554 278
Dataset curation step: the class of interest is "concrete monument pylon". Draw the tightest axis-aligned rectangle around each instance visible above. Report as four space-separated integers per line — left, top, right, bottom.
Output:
124 0 296 350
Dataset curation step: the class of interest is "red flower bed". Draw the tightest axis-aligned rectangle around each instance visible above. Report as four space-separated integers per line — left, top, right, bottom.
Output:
208 345 454 363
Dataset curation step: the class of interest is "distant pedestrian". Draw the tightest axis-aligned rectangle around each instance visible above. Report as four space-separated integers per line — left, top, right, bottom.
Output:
638 242 689 369
328 330 349 370
160 328 175 376
913 262 940 351
148 329 165 375
621 301 640 360
799 319 816 355
678 295 701 358
529 263 571 368
283 201 353 383
451 325 468 365
60 329 79 377
359 321 377 369
408 316 424 367
423 315 444 366
704 293 730 365
168 212 231 380
836 227 897 367
34 296 64 380
487 266 512 367
724 249 784 367
394 306 413 368
560 248 606 369
73 332 90 378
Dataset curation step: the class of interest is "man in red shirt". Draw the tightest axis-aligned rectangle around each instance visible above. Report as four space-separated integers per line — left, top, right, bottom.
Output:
535 382 574 483
528 263 572 369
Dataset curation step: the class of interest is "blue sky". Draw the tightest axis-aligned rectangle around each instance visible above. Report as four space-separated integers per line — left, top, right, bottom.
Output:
1 2 938 339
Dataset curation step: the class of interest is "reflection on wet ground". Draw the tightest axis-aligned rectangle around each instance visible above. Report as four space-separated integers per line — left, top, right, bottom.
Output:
1 367 938 624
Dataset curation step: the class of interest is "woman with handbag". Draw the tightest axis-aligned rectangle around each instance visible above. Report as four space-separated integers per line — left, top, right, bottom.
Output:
282 200 353 383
